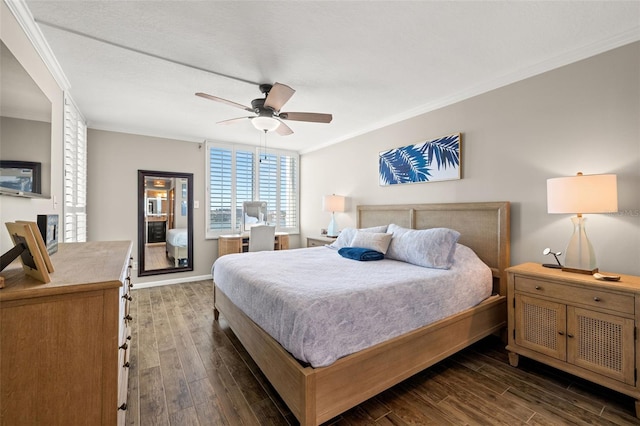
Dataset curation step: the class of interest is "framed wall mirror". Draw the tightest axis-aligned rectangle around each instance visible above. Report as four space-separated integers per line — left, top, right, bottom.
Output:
138 170 193 276
242 201 268 232
0 40 52 198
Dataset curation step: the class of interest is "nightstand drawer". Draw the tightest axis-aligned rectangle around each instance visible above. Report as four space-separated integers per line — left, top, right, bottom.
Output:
514 276 634 314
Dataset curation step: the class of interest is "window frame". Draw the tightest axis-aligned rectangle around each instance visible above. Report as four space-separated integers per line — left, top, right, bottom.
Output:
205 140 300 239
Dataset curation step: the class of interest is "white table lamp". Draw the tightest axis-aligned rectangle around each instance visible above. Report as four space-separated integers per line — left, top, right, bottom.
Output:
323 194 346 237
547 172 617 274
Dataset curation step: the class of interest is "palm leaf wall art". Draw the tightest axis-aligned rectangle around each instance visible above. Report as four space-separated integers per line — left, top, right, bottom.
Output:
379 133 461 186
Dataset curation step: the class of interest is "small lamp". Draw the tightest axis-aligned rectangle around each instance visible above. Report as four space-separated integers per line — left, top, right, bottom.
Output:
323 194 346 237
547 172 617 274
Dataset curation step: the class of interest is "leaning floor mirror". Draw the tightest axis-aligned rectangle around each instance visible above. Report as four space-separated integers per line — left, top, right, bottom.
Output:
138 170 194 276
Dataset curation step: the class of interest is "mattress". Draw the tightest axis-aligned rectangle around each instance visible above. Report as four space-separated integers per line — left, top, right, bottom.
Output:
212 244 492 368
166 228 187 246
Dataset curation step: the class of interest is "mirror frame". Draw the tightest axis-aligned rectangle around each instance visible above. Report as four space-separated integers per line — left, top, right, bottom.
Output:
137 170 194 276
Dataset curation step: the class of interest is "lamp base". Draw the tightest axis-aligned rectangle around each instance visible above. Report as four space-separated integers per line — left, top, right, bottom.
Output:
542 263 563 269
327 213 339 238
561 266 598 275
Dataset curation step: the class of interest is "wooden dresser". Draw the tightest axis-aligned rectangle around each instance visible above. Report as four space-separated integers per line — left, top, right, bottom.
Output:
506 263 640 417
218 232 289 257
0 241 133 425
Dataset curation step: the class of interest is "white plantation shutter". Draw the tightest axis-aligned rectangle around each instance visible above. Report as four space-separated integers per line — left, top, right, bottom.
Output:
235 149 254 229
206 141 299 238
258 151 298 231
63 96 87 242
208 146 233 232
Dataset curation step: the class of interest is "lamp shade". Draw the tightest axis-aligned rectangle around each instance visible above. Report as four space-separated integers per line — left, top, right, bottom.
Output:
322 194 346 213
547 173 617 214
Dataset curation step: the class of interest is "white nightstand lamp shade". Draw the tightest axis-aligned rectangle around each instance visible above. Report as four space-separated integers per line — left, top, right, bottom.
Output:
547 172 617 274
323 194 346 237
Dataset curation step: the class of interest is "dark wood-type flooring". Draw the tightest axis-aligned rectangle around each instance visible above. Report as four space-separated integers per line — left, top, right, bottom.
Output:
125 280 639 425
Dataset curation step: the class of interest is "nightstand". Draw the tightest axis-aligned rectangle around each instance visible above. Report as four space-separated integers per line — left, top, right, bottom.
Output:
307 236 337 247
506 263 640 418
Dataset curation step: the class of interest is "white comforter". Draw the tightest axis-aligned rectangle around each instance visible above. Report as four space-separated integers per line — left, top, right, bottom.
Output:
212 244 492 367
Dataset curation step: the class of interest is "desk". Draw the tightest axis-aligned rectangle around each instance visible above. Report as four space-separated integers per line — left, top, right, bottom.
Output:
218 232 289 257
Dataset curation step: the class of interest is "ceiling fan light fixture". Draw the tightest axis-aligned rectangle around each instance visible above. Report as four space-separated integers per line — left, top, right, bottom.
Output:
251 116 280 132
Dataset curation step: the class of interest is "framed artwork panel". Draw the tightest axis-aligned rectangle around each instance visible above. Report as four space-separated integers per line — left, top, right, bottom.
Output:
379 133 461 186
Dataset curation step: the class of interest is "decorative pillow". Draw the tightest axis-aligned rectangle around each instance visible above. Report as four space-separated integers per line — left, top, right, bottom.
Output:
350 231 392 254
328 225 389 249
386 224 461 269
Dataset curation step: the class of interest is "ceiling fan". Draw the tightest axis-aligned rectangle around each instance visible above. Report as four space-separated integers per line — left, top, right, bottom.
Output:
195 83 332 136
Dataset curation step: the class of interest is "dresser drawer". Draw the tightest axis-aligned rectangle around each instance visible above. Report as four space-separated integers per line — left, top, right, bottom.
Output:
514 276 634 315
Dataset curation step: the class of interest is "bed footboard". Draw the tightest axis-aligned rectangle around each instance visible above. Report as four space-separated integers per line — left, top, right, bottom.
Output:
215 284 506 425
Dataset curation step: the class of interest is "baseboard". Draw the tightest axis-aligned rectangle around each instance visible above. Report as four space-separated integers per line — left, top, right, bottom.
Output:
132 274 212 289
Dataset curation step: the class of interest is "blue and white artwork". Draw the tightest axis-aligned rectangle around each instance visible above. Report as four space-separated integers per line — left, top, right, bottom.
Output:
379 133 461 186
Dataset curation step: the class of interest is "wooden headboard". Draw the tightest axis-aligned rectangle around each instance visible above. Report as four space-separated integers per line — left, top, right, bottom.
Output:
357 202 511 296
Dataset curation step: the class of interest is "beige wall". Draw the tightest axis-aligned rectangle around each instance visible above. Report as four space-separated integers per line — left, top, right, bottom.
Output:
87 129 216 284
0 2 63 253
301 42 640 275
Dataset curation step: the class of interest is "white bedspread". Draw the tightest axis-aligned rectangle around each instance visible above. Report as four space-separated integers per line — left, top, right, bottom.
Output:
212 244 492 368
166 228 187 246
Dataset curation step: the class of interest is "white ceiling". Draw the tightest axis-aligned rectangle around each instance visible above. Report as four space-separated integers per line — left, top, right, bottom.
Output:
23 1 640 153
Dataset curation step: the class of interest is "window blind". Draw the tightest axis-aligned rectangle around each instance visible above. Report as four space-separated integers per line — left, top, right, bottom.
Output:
63 95 87 242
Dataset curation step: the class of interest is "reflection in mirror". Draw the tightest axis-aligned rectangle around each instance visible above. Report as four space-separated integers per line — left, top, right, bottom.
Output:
138 170 193 276
0 41 52 197
242 201 267 232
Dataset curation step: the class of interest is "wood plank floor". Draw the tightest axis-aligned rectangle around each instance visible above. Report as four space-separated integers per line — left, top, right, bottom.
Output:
125 280 639 425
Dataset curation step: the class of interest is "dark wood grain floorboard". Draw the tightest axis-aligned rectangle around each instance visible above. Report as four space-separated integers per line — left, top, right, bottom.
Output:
127 281 638 425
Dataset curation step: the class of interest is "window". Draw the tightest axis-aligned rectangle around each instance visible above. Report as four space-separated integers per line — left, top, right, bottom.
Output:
206 141 299 238
63 95 87 242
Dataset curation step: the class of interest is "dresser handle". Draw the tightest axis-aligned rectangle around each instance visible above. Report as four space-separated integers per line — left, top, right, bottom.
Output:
119 342 128 350
593 297 601 302
558 331 564 336
124 314 133 321
118 403 127 411
567 334 574 338
535 285 541 290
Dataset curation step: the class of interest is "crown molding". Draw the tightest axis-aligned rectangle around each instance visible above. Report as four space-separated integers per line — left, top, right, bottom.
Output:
3 0 70 90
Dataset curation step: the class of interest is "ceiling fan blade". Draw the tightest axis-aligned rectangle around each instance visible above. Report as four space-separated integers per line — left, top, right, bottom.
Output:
264 83 295 112
196 92 253 112
217 116 251 125
279 112 333 123
275 119 294 136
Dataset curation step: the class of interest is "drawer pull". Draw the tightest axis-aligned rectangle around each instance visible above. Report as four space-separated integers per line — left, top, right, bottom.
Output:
558 331 564 336
567 334 574 338
122 294 132 301
118 403 127 411
124 314 133 321
119 342 128 350
593 296 601 302
535 285 541 290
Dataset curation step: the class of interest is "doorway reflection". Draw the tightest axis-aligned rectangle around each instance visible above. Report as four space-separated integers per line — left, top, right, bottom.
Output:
138 170 193 276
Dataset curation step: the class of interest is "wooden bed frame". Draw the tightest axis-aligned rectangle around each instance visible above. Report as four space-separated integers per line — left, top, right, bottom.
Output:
214 201 510 425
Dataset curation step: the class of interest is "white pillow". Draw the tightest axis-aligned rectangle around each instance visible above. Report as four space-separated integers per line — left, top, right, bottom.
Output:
328 225 388 249
350 231 392 254
386 224 460 269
